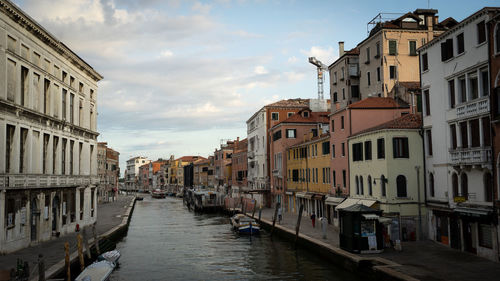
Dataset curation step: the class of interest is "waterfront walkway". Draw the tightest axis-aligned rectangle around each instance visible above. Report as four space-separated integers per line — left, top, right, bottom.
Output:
0 195 135 278
257 207 500 281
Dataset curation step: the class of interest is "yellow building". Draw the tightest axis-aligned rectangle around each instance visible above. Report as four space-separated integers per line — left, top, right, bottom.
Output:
343 114 425 242
286 133 331 218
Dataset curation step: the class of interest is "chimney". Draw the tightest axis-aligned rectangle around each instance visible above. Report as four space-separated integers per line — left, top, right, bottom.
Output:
339 41 345 57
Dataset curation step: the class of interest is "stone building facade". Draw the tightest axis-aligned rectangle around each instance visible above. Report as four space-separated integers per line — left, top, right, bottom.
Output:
0 1 102 253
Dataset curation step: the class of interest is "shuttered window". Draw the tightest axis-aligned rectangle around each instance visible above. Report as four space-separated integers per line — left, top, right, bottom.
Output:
389 40 397 55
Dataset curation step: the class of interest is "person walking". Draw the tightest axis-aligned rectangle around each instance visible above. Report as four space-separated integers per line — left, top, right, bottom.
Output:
310 211 316 228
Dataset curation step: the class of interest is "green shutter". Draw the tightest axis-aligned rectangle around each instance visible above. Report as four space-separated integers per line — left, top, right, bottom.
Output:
389 40 397 55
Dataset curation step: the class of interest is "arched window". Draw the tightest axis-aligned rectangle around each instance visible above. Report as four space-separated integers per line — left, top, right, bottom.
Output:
461 173 468 200
396 175 407 198
429 173 435 197
368 175 372 196
360 176 364 195
485 172 493 202
355 176 359 195
381 174 386 197
452 173 459 198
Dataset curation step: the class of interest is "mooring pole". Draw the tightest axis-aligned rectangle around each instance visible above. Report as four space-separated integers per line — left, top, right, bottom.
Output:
77 234 85 271
64 242 70 281
271 202 280 238
92 224 100 255
294 204 304 249
258 208 262 224
38 254 45 281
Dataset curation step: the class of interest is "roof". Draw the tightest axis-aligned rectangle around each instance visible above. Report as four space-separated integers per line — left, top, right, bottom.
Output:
348 97 409 109
273 108 329 128
352 114 422 137
397 81 421 91
267 98 310 108
340 204 379 213
193 158 210 165
176 156 204 162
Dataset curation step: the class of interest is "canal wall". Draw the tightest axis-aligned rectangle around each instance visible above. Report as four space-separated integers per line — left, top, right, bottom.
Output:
253 214 417 281
38 196 137 281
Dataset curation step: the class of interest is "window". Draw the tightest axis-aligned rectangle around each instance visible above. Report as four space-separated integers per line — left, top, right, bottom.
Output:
368 175 372 196
393 137 409 158
287 112 293 117
351 85 360 98
342 170 346 187
469 73 478 100
424 89 430 116
422 53 428 71
303 111 309 118
341 142 345 157
481 69 489 97
355 176 359 194
341 116 344 129
311 128 318 137
377 138 385 159
6 125 15 172
333 170 336 187
459 76 466 103
322 141 330 155
485 173 492 202
70 93 75 123
333 92 338 102
341 67 345 80
375 42 380 58
483 117 491 146
452 173 458 198
62 138 66 174
389 66 397 79
426 130 433 156
272 130 282 141
470 119 480 148
377 67 381 81
461 173 468 200
286 129 296 138
292 169 299 182
441 38 454 61
389 40 397 55
70 140 74 175
331 120 334 132
352 143 363 161
477 21 486 44
450 124 457 149
332 144 335 158
365 47 370 64
79 82 84 94
53 136 59 174
271 112 278 120
456 33 464 55
429 173 435 197
381 175 386 197
342 88 345 99
460 121 468 148
359 176 364 195
409 40 417 56
367 72 371 86
449 80 455 108
396 175 407 198
364 141 372 160
62 89 67 120
479 224 493 249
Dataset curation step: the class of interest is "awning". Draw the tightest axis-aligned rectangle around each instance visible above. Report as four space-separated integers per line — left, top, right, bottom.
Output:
312 194 325 200
336 198 377 210
362 214 379 220
378 217 393 224
455 207 491 217
296 192 313 199
285 191 294 195
325 196 345 206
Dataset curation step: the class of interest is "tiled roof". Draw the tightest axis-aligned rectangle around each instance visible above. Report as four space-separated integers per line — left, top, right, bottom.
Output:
348 97 409 109
397 81 421 91
353 114 422 136
277 109 329 125
176 156 205 162
194 158 210 165
267 98 310 108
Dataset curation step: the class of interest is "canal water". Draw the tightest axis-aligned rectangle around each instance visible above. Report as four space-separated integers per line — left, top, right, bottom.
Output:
110 196 360 281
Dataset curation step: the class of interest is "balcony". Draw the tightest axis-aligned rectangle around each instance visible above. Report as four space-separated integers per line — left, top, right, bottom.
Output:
0 174 100 189
456 96 489 119
449 147 491 167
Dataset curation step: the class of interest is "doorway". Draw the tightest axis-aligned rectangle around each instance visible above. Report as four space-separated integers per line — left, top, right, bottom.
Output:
31 198 38 241
462 220 477 254
52 195 60 232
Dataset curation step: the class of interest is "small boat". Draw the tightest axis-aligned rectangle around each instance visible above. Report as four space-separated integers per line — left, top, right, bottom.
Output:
97 250 121 264
136 197 144 201
230 214 260 235
151 189 166 198
75 260 115 281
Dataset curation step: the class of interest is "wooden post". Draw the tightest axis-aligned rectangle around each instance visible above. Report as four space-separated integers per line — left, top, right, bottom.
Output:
294 204 304 249
270 202 280 238
38 254 45 281
82 228 92 259
258 208 262 224
77 234 85 271
64 242 70 281
92 224 100 255
251 201 256 219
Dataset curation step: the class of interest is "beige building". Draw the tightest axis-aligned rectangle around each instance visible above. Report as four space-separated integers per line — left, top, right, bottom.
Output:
0 1 102 253
358 9 454 100
329 43 360 110
345 114 425 242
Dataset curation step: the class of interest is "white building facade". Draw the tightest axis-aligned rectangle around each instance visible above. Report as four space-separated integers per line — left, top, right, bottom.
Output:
420 8 499 261
246 108 267 205
0 0 102 253
125 156 150 191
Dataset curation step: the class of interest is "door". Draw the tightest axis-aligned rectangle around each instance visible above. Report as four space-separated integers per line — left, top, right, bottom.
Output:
450 217 461 250
463 220 477 254
52 195 60 232
31 198 38 241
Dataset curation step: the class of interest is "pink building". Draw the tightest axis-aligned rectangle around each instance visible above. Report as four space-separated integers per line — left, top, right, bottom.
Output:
138 163 150 191
269 108 330 208
329 97 410 198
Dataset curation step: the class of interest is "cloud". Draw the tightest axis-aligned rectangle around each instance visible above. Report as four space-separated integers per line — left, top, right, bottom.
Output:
287 56 298 63
192 1 212 14
300 46 338 66
254 65 268 75
159 50 174 58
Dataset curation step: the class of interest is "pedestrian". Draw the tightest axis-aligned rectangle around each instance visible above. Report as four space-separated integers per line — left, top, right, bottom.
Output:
310 211 316 228
278 207 282 224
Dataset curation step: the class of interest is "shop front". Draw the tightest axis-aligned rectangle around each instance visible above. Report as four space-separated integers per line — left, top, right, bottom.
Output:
325 196 345 226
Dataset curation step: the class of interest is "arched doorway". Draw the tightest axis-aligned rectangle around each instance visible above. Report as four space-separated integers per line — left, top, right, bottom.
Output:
52 194 60 232
31 197 38 241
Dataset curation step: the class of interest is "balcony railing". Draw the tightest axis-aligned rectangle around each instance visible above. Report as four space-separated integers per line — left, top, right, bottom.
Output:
456 96 489 119
449 147 491 166
0 174 100 189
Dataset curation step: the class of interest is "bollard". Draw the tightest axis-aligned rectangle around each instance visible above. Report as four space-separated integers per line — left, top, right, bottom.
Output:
77 234 85 271
64 242 70 281
38 254 45 281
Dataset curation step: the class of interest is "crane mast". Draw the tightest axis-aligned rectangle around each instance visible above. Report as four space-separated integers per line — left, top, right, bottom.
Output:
308 57 327 100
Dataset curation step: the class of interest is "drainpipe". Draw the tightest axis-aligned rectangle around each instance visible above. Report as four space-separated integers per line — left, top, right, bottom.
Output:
418 47 428 240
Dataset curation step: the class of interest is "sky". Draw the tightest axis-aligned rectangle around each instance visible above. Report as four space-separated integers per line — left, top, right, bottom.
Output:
11 0 499 175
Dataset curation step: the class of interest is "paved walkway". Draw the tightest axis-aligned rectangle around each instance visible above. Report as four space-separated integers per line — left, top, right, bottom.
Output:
256 208 500 281
0 195 135 277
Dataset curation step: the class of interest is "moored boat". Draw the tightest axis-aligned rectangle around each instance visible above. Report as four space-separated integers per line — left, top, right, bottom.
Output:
75 260 115 281
230 214 260 235
151 189 167 198
97 250 121 264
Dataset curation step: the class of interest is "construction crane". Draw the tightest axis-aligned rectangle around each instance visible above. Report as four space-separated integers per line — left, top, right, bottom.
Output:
308 57 327 100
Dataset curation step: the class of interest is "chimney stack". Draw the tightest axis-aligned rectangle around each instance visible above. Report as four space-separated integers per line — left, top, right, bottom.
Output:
339 41 345 57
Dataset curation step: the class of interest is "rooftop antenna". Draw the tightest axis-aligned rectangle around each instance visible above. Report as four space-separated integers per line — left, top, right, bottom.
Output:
308 57 327 100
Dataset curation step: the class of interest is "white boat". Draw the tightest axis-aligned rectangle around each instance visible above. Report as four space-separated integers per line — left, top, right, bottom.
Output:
75 260 115 281
230 214 260 235
97 250 121 264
